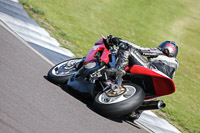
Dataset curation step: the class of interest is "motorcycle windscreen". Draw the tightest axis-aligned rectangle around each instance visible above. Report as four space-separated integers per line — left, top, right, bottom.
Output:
130 65 175 98
95 38 104 45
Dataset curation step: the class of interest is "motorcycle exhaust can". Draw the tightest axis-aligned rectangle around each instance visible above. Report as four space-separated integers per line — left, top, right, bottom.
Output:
137 100 166 111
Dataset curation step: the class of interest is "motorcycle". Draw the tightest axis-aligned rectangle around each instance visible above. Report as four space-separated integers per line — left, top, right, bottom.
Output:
47 35 176 119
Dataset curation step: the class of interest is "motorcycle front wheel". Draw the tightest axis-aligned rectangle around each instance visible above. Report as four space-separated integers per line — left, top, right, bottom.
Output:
47 58 83 84
93 83 145 117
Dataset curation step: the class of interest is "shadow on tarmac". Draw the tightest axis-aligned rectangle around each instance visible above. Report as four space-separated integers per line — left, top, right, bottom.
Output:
43 75 142 130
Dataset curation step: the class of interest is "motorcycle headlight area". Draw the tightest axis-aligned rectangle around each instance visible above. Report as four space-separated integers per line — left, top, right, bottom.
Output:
85 62 96 69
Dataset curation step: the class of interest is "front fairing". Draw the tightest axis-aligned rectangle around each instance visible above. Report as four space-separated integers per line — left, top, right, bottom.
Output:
67 62 105 98
84 38 110 64
67 38 113 98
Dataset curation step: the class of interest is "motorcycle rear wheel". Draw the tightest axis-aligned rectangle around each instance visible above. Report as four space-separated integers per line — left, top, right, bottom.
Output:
47 58 82 84
93 83 144 117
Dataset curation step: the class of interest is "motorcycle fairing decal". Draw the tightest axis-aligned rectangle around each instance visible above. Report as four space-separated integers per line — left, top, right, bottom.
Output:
130 65 175 98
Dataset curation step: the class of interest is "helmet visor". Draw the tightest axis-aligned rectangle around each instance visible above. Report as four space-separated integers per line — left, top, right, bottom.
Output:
163 49 174 57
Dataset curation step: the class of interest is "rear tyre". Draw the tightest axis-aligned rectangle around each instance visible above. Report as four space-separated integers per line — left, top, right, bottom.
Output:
93 83 145 117
47 58 82 84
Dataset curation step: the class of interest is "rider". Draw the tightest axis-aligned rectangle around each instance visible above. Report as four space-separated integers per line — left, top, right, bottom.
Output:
106 35 179 79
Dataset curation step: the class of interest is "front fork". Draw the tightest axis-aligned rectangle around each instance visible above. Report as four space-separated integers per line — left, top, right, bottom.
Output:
101 72 123 93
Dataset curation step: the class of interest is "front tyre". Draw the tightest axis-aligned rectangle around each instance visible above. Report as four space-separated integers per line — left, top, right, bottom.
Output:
93 83 144 117
47 58 82 84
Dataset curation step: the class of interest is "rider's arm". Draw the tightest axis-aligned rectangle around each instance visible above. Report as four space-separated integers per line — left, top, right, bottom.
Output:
120 40 163 58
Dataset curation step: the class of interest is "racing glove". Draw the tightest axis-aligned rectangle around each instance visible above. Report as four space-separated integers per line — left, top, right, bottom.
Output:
106 35 121 46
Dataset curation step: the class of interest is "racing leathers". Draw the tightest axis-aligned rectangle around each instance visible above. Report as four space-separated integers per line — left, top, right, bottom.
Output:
116 40 179 79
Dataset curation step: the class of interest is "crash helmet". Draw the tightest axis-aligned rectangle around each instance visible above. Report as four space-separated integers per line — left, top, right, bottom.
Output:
158 41 178 57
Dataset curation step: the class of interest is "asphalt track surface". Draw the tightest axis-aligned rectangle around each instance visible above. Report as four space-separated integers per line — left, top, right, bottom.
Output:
0 24 148 132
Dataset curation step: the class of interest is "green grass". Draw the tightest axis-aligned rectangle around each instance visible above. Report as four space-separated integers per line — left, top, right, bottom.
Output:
20 0 200 132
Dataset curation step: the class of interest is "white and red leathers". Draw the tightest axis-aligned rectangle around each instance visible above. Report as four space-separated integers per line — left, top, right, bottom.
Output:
116 40 179 79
